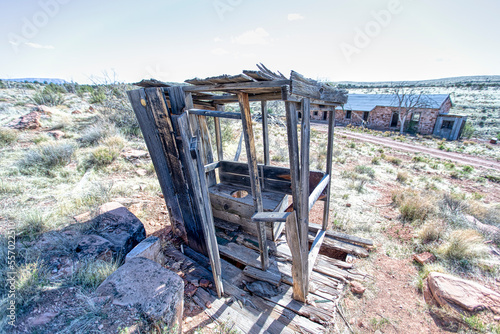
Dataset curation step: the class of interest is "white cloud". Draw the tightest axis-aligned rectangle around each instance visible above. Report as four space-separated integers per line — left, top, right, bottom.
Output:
211 48 229 56
24 42 55 49
288 13 304 21
214 37 223 43
232 27 270 45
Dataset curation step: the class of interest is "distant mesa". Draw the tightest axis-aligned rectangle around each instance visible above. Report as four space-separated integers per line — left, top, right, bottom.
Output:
2 78 68 84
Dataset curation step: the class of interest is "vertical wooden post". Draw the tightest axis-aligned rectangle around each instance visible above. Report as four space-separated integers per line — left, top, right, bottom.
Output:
238 92 269 270
300 98 311 264
215 104 224 161
285 96 308 302
322 108 336 230
261 100 270 165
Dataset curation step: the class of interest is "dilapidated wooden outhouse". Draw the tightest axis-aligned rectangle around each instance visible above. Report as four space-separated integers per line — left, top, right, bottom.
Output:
127 64 352 306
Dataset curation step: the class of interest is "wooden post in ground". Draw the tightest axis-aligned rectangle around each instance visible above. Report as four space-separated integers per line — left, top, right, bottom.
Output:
322 109 335 230
238 92 269 270
285 97 308 302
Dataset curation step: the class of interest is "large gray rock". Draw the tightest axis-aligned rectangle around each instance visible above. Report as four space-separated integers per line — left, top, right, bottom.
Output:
96 257 184 331
90 202 146 256
125 236 165 265
427 272 500 314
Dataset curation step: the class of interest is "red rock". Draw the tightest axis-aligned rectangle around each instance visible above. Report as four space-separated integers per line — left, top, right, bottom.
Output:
205 301 212 309
427 272 500 314
48 130 65 140
7 111 40 129
71 109 82 114
413 252 436 265
184 284 197 297
346 203 352 207
350 281 366 294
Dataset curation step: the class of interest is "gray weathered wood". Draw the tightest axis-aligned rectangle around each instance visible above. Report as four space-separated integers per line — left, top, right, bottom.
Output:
183 79 290 93
307 230 325 277
218 242 261 269
308 222 374 247
323 109 335 230
238 92 268 270
290 71 348 103
174 113 223 297
196 115 216 187
144 87 206 255
261 100 270 165
252 211 290 223
234 132 243 161
127 89 183 233
308 232 369 257
300 98 311 272
308 174 330 211
188 108 242 119
215 105 224 161
285 212 307 302
204 161 220 173
242 265 281 286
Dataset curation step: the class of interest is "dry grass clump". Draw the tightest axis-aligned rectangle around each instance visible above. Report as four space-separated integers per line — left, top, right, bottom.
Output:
438 229 489 261
73 259 119 290
385 155 402 165
392 188 436 223
418 220 444 244
17 142 74 174
396 171 409 183
0 127 18 146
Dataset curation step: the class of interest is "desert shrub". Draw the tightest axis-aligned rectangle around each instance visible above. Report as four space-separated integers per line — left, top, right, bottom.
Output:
0 80 5 89
32 133 51 144
11 261 48 313
89 88 106 104
349 142 356 148
78 124 108 147
411 156 426 163
396 171 409 183
355 165 375 179
17 142 74 174
392 189 435 223
440 193 468 215
461 122 475 139
32 85 65 106
462 165 474 173
83 145 120 169
0 180 22 195
16 210 50 241
0 128 18 146
438 229 488 262
101 104 140 137
385 156 402 165
418 221 443 244
73 259 119 290
371 156 381 165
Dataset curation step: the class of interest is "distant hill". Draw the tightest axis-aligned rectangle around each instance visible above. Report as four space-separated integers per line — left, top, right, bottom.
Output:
332 75 500 88
2 78 68 84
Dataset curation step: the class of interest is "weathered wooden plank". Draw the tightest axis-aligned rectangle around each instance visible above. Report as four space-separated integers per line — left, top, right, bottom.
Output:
309 174 330 211
144 87 207 255
300 98 311 278
183 79 290 93
281 85 342 106
234 132 243 162
204 161 220 173
196 115 216 187
127 89 182 223
285 212 307 302
185 73 255 85
290 71 348 103
308 230 325 278
257 283 335 324
219 172 292 195
188 108 242 119
261 100 270 165
243 265 281 286
238 92 268 270
214 105 224 161
174 113 223 297
308 232 369 258
218 242 262 269
165 86 186 114
308 222 374 247
322 107 336 230
252 212 290 223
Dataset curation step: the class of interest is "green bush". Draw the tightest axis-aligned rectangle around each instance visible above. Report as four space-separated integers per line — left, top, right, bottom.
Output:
461 122 475 139
32 86 65 106
355 165 375 179
83 146 120 169
89 88 106 104
0 128 18 146
17 142 74 174
78 124 108 147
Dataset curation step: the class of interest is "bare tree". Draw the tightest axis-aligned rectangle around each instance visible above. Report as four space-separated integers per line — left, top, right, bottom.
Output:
391 84 432 134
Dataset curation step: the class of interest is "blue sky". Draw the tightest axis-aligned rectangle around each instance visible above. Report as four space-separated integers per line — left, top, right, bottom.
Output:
1 0 499 84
